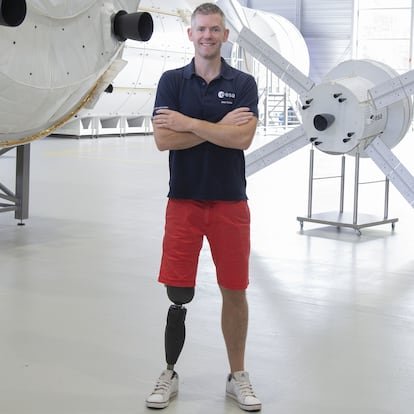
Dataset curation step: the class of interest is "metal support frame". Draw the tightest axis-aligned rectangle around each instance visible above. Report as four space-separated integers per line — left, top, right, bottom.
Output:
297 147 398 235
365 136 414 207
368 68 414 109
245 126 309 176
237 26 315 96
0 144 30 222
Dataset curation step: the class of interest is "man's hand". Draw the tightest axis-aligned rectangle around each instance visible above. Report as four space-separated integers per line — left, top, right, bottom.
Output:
218 107 254 126
152 108 191 132
152 108 205 151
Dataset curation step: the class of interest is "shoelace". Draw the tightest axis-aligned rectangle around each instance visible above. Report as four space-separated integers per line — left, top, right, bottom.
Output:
235 380 257 398
152 377 172 394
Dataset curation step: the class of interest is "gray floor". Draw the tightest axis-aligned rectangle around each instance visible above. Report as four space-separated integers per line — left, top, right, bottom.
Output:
1 133 414 414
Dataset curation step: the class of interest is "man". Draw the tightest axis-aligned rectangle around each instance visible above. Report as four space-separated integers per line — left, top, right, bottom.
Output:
146 3 261 412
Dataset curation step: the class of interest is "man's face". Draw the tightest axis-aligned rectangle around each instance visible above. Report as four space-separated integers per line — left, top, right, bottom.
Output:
188 13 229 60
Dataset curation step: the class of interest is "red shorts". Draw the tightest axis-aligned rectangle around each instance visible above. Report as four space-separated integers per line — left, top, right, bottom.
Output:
158 199 250 290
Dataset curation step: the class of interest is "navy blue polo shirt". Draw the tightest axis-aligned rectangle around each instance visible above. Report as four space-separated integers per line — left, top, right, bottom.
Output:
154 58 258 200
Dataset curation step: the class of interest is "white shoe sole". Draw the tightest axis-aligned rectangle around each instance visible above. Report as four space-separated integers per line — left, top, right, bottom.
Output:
226 391 262 412
146 390 178 409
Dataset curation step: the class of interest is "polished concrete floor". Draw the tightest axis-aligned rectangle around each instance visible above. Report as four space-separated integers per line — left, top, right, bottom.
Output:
1 133 414 414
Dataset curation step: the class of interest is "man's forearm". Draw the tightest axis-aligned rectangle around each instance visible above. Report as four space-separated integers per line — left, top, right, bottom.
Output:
187 117 257 150
152 108 257 151
153 126 204 151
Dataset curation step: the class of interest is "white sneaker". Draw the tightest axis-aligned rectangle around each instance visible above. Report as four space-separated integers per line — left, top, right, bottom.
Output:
226 371 262 412
146 369 179 409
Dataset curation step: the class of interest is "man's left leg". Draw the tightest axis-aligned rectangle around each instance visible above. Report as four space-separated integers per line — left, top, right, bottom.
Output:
220 287 248 373
209 201 261 411
221 286 261 412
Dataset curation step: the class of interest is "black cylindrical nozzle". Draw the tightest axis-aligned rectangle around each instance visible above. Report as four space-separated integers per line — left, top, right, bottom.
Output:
313 113 335 131
0 0 26 27
113 10 153 42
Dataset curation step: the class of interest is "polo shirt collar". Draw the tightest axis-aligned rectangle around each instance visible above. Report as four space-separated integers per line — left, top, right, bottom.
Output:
183 58 235 80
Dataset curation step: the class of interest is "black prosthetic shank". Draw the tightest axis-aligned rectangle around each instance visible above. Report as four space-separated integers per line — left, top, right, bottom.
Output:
165 305 187 366
164 286 194 366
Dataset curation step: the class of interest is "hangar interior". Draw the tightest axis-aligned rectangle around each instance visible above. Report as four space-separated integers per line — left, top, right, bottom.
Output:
1 1 414 413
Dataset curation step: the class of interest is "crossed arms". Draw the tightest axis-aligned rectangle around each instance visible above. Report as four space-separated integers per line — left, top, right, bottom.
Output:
152 107 257 151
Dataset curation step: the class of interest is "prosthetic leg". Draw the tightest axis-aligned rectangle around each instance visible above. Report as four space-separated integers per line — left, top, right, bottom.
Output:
146 286 195 408
165 286 194 370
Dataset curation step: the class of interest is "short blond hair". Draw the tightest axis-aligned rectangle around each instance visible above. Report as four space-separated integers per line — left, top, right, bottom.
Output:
191 3 226 27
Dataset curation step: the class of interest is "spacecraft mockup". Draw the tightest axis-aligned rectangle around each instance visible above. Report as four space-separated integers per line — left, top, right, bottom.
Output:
0 0 154 220
217 0 414 214
56 0 197 137
0 0 153 149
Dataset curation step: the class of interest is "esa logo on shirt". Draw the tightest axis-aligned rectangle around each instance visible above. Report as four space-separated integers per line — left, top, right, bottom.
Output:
218 90 236 104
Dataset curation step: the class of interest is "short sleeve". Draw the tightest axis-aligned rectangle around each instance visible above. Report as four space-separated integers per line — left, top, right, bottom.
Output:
237 75 259 118
153 70 180 116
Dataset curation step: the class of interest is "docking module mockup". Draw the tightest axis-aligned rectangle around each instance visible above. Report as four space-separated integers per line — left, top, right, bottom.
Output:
217 0 414 210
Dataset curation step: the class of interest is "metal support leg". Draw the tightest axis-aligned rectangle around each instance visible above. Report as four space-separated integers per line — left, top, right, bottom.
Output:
340 155 346 213
15 144 30 222
307 147 314 218
297 149 398 233
353 152 360 226
384 178 390 220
